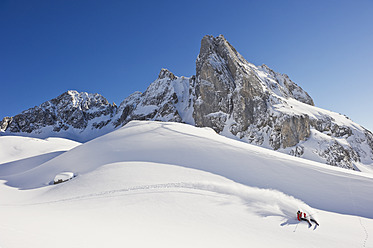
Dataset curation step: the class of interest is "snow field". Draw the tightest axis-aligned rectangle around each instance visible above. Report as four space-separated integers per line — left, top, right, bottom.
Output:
34 162 313 223
6 121 371 216
1 162 371 248
0 121 373 247
0 136 80 164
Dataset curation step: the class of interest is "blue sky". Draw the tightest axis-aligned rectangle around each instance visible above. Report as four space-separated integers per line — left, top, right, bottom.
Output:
1 0 372 131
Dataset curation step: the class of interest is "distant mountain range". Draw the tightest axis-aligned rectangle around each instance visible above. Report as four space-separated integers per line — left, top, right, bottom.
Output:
1 35 372 170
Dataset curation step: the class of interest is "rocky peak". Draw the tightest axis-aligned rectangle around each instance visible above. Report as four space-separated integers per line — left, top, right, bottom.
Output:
197 35 246 80
198 35 227 59
196 35 314 106
158 68 176 80
0 90 116 138
198 35 238 59
50 90 111 110
194 35 269 133
192 35 372 170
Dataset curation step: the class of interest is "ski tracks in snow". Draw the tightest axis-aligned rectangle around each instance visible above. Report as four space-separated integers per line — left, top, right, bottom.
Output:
27 182 313 223
348 177 369 247
358 217 369 248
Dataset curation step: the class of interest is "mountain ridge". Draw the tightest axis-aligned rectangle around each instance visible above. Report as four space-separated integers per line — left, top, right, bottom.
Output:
1 35 372 170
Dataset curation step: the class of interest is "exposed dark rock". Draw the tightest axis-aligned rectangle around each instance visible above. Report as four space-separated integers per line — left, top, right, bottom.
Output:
158 68 176 80
0 117 13 132
290 146 305 157
319 141 360 170
280 115 310 148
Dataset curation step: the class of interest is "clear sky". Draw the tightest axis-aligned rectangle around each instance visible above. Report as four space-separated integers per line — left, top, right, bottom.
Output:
1 0 372 131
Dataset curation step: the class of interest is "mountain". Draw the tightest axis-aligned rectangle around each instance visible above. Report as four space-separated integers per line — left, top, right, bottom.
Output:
1 121 373 247
0 90 117 141
1 35 373 170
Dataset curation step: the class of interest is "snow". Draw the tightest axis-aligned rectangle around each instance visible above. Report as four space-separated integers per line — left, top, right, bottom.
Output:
0 121 373 247
273 97 360 129
133 104 158 115
0 136 80 164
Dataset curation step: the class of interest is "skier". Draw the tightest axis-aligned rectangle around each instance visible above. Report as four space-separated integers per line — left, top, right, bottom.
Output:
297 210 319 226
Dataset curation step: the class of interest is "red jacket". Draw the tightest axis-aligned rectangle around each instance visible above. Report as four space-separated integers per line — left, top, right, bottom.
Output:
297 211 307 221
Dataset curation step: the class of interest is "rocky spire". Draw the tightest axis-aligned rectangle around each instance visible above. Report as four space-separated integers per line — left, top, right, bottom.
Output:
193 35 316 156
193 34 268 133
158 68 176 80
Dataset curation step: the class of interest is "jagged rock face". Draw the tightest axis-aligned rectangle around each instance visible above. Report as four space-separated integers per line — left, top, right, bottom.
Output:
192 35 372 170
0 117 12 132
280 115 311 148
112 69 194 127
193 35 312 148
194 35 265 133
158 68 177 80
1 91 116 135
112 92 142 128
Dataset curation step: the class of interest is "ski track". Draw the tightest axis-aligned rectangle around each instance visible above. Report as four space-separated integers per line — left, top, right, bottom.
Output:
347 177 369 247
359 217 369 248
24 182 314 222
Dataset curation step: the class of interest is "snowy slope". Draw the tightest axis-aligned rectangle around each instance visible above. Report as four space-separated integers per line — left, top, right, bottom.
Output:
0 136 80 164
272 97 373 171
0 121 372 248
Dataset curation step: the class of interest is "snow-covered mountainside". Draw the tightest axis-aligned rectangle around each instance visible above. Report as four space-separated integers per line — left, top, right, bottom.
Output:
0 91 117 141
1 35 373 170
1 121 372 248
191 35 373 171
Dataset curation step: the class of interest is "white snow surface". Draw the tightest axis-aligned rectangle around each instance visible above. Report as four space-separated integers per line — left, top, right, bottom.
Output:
0 136 80 164
0 121 372 248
